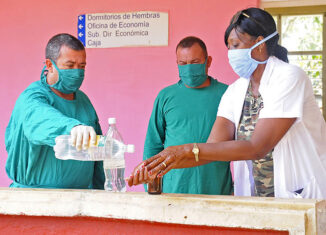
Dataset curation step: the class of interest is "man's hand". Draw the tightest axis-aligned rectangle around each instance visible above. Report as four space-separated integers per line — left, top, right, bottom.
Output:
70 125 96 151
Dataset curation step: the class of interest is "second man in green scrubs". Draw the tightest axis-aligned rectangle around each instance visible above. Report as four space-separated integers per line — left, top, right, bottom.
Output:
143 36 233 195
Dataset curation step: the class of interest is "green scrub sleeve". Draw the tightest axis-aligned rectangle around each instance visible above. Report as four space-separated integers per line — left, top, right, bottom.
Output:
143 95 166 161
22 90 83 147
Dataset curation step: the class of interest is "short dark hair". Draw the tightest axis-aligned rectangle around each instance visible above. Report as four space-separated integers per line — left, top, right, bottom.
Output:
176 36 208 58
45 33 85 62
224 8 288 63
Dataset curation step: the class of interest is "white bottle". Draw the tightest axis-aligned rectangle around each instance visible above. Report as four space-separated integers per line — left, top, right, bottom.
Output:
54 135 94 161
103 118 135 192
54 134 105 161
54 133 134 162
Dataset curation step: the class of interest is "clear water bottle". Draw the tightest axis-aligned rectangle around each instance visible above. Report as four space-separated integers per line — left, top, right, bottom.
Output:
54 135 102 161
54 135 133 161
103 118 135 192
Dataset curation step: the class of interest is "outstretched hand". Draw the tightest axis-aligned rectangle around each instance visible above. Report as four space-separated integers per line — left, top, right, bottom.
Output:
126 161 151 187
127 144 192 187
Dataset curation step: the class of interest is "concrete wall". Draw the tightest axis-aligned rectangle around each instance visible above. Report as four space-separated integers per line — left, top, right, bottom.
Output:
1 188 325 234
0 0 258 190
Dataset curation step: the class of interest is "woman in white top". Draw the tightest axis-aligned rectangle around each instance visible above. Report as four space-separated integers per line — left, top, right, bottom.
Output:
128 8 326 199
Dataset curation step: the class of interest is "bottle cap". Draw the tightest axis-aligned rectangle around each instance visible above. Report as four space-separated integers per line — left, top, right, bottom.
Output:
126 144 135 153
108 118 116 124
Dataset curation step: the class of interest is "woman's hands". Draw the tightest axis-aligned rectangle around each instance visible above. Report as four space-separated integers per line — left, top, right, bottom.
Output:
127 144 193 187
126 117 297 187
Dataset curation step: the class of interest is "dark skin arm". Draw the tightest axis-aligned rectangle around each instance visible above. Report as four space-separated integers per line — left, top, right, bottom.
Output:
157 116 236 168
127 117 234 186
127 117 295 186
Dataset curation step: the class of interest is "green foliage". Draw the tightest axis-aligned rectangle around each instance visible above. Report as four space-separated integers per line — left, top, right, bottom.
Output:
282 14 322 51
280 14 323 98
289 55 322 96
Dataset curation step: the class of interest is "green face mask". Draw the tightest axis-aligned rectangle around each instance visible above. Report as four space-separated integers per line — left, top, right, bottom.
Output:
178 59 207 87
42 60 85 94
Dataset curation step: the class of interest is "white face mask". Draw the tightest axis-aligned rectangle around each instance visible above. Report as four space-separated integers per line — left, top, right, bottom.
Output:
228 31 278 79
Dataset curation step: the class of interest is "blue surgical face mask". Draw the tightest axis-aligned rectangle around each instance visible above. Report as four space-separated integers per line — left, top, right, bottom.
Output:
228 31 278 79
178 59 207 87
41 60 85 94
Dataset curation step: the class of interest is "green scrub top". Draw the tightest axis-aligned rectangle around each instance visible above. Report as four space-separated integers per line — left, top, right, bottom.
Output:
143 77 233 195
5 75 105 189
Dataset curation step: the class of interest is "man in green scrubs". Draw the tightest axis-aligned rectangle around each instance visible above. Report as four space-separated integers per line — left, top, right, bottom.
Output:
143 36 233 194
5 33 104 189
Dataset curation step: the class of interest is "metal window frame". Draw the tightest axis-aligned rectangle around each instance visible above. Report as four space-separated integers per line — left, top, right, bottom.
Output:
266 6 326 119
